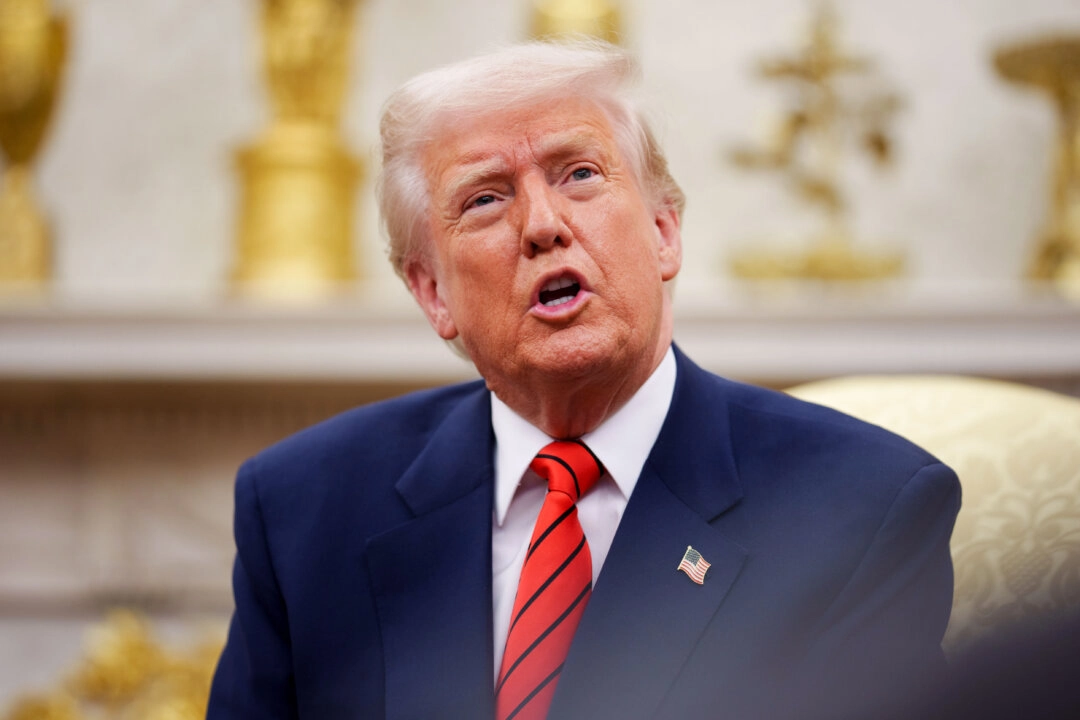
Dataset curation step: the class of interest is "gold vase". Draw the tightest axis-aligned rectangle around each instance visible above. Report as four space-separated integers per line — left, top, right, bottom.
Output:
232 0 363 300
530 0 621 44
0 0 67 289
995 38 1080 299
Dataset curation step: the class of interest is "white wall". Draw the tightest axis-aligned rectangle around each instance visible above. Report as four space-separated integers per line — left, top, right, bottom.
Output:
29 0 1080 302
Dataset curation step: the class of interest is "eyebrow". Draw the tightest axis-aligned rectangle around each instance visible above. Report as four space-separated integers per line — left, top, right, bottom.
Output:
442 160 513 206
438 130 612 205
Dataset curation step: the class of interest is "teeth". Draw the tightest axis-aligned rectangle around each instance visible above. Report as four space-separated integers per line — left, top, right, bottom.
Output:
538 274 581 308
543 276 576 293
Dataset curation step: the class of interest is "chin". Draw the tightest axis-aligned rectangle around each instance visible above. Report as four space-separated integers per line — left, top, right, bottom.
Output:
527 328 634 382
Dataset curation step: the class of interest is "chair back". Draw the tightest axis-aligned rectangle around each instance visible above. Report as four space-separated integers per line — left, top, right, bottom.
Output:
788 375 1080 656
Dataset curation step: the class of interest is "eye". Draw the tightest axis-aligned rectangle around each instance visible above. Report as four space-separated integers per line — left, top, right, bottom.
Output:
470 194 496 208
570 167 595 181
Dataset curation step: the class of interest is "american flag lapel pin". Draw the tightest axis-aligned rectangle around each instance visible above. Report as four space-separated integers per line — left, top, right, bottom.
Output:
677 545 711 585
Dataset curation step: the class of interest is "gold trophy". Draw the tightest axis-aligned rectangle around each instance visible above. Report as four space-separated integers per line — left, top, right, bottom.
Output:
0 0 67 289
728 2 904 281
995 38 1080 299
530 0 621 44
232 0 363 299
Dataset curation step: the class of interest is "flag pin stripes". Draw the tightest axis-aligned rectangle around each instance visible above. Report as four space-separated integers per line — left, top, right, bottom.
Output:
677 545 711 585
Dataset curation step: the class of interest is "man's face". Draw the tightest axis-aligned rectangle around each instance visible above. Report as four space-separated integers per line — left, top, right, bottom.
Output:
407 96 681 396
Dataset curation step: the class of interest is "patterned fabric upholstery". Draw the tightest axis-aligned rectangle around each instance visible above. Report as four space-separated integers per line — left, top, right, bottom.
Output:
787 376 1080 656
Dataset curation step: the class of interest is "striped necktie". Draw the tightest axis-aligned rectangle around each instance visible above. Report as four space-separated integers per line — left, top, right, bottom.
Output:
495 439 605 720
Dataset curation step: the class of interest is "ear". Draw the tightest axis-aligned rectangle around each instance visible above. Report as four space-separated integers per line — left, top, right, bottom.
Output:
654 206 682 282
405 259 459 340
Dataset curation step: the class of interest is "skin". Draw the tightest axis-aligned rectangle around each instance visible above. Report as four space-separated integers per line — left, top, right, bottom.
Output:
406 95 682 439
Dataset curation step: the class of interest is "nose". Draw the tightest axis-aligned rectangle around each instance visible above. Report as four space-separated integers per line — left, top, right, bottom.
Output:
517 174 568 258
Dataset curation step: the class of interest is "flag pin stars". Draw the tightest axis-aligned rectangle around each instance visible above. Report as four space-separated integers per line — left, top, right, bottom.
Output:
677 545 711 585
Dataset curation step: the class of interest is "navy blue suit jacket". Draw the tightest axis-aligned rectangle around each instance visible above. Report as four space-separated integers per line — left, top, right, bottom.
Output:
208 347 960 719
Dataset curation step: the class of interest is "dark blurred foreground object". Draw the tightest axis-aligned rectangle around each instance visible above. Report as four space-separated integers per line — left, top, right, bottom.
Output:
895 611 1080 720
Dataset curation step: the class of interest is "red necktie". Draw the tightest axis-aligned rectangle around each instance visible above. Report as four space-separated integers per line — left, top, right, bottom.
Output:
495 440 605 720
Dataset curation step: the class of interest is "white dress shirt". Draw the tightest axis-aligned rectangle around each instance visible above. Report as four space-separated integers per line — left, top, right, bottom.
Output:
490 346 677 679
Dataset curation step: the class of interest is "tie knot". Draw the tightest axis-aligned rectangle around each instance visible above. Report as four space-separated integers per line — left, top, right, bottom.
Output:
530 440 604 502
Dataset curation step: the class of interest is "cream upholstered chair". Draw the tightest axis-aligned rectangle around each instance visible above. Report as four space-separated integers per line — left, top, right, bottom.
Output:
787 376 1080 657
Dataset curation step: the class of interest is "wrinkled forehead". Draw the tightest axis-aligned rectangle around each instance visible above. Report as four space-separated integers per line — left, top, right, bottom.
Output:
419 93 638 192
426 98 618 172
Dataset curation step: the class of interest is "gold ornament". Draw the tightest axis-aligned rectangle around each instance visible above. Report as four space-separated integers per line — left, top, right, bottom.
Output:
529 0 621 44
995 37 1080 300
232 0 363 300
727 2 904 282
3 695 81 720
0 0 67 289
1 610 224 720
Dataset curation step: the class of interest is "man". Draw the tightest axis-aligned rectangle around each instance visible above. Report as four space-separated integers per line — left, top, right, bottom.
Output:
209 41 960 720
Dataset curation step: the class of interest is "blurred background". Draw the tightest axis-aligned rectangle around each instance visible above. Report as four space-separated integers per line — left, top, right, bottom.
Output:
2 0 1080 715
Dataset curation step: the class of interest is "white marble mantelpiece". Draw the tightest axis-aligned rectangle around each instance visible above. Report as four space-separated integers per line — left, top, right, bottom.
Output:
2 286 1079 386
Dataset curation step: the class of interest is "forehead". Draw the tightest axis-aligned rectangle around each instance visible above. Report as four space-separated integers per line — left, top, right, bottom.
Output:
421 96 622 190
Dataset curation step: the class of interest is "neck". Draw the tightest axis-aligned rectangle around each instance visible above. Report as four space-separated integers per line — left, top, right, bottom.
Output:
489 337 671 439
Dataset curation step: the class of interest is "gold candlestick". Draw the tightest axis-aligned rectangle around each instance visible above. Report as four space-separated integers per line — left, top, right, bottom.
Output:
232 0 363 300
530 0 621 44
0 0 67 290
995 37 1080 299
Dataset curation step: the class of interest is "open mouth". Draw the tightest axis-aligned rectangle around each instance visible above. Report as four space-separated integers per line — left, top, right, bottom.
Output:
538 275 581 308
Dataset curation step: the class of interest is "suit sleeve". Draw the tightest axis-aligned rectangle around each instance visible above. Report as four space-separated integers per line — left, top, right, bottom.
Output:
208 459 299 719
800 460 962 718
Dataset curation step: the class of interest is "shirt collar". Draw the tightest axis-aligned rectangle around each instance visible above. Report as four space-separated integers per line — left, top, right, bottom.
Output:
491 346 677 526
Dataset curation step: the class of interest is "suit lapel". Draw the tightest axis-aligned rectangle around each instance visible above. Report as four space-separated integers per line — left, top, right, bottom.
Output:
365 388 497 720
550 348 748 720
